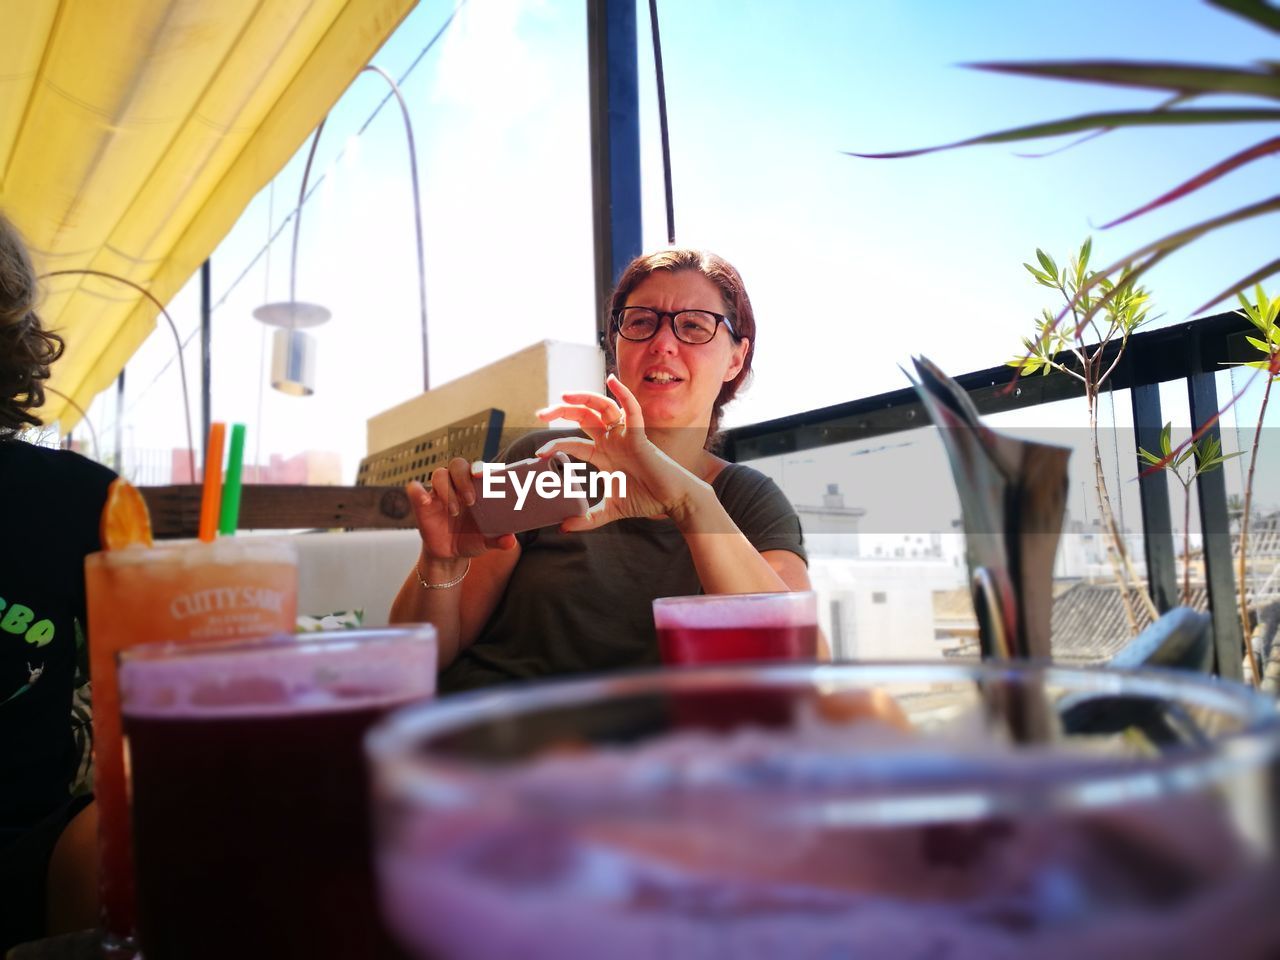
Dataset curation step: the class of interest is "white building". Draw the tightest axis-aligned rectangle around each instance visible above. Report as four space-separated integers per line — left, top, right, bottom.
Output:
793 483 966 660
810 555 965 660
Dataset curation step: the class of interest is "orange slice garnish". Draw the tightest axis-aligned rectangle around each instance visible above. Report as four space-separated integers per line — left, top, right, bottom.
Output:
100 478 154 549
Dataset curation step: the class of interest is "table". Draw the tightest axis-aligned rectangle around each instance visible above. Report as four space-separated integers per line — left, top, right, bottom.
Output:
7 930 100 960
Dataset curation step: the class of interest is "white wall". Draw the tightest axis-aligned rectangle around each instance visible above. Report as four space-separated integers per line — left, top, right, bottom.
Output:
810 556 963 661
288 528 422 626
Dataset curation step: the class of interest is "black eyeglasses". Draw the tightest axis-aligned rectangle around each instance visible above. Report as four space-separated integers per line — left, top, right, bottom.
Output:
612 307 738 346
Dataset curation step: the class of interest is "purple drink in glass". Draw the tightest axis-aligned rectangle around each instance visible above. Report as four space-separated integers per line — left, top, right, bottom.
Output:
121 626 436 960
367 662 1280 960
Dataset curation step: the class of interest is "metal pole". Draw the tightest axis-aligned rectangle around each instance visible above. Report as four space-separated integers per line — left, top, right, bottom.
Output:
648 0 676 245
1186 334 1245 680
587 0 642 348
41 269 196 481
361 65 431 392
115 370 125 474
201 258 212 471
1131 383 1178 614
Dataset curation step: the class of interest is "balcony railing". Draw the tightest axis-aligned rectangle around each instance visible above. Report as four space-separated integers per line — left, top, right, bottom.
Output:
723 309 1266 681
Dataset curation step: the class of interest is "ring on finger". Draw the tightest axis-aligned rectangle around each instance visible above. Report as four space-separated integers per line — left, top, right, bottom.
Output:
603 415 625 439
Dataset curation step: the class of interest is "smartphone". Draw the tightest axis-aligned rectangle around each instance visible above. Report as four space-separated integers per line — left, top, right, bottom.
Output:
464 452 592 537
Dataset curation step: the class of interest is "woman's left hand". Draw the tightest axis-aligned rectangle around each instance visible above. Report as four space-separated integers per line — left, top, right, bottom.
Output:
534 374 709 531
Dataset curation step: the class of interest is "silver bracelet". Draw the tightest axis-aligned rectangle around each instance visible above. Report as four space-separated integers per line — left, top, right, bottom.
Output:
416 557 470 590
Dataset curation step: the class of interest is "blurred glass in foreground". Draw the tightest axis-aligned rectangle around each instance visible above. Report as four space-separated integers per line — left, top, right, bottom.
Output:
367 662 1280 960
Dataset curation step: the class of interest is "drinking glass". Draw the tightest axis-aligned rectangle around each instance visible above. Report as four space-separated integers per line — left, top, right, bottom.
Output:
653 591 819 664
119 625 437 960
367 662 1280 960
84 537 298 954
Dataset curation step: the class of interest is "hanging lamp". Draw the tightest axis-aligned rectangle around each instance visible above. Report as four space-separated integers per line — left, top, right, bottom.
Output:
254 117 330 396
252 64 429 396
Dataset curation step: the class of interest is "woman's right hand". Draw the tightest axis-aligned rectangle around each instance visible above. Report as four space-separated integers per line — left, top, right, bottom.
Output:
407 457 517 563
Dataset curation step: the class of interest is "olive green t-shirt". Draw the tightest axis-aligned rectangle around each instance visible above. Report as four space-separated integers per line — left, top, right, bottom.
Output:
439 432 807 694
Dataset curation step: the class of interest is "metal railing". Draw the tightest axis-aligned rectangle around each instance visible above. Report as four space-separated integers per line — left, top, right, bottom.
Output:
723 309 1261 680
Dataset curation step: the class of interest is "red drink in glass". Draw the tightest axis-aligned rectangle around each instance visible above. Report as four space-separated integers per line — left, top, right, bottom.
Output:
653 593 819 665
119 627 436 960
658 623 818 663
654 593 818 727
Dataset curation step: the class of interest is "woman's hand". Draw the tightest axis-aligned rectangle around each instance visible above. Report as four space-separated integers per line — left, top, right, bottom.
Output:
407 458 517 562
534 374 712 531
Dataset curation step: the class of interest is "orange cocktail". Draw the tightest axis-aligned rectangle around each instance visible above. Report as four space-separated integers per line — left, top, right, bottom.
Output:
84 537 297 952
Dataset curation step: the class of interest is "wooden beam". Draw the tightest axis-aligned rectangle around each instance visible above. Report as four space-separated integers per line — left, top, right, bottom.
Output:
141 485 414 539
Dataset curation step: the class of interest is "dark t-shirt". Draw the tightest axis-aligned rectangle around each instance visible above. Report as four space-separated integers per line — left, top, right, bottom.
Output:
0 440 114 831
439 431 806 694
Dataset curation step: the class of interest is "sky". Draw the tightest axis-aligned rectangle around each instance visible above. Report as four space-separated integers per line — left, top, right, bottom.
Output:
81 0 1279 531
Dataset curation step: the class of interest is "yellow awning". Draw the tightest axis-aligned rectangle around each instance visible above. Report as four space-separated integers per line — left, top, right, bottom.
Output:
0 0 416 432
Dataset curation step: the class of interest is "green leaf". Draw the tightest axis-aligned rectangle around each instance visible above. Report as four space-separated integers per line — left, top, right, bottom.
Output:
1159 421 1172 456
1207 0 1280 34
1138 448 1165 466
1079 236 1093 272
1246 334 1275 356
1192 257 1280 315
1249 284 1280 330
1065 197 1280 328
1196 450 1247 474
967 60 1280 100
1036 249 1058 277
850 109 1280 158
1104 137 1280 230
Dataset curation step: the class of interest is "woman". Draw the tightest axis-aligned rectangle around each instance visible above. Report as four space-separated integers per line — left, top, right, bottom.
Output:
0 211 114 948
390 248 812 692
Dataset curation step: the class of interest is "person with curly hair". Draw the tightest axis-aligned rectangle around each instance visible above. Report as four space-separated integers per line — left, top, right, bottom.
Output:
0 211 115 949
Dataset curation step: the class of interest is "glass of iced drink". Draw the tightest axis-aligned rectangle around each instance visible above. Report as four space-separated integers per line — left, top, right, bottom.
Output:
367 662 1280 960
653 591 819 664
83 538 298 953
119 625 437 960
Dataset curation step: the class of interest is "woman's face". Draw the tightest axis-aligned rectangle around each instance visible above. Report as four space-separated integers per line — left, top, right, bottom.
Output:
614 270 749 432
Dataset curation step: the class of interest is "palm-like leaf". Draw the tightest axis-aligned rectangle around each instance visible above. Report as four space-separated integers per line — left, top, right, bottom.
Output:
1102 136 1280 227
851 0 1280 311
969 61 1280 99
1195 257 1280 315
1209 0 1280 33
850 108 1280 159
1056 196 1280 331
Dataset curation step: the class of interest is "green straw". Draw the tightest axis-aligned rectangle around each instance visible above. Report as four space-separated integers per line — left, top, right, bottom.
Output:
218 423 247 535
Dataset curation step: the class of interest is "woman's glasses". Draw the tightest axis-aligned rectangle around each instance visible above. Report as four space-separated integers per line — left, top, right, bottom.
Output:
613 307 737 346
